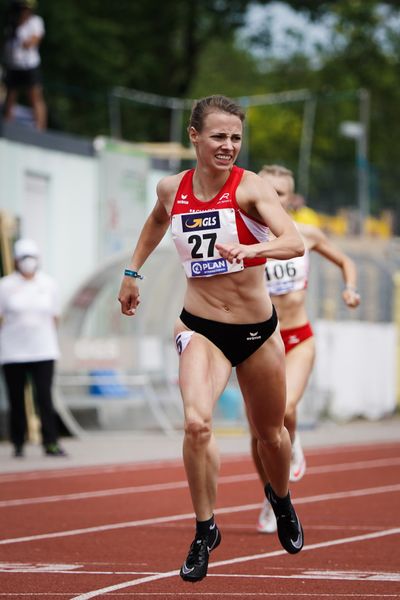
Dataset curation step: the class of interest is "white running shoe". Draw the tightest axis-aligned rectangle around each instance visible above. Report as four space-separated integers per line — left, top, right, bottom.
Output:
290 433 306 482
257 498 277 533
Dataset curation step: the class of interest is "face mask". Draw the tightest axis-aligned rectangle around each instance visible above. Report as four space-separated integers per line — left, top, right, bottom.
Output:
18 256 39 275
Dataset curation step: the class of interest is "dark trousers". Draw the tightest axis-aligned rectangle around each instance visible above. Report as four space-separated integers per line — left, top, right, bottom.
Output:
2 360 58 448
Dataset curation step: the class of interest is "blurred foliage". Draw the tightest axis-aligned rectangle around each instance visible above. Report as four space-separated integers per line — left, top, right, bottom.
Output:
0 0 263 137
190 0 400 229
0 0 399 229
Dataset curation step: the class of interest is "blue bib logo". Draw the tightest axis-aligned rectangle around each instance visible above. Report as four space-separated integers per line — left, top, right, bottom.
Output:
191 259 228 277
182 211 220 232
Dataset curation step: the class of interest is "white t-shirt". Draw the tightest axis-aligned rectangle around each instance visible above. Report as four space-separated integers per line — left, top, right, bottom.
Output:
0 271 60 364
3 15 44 70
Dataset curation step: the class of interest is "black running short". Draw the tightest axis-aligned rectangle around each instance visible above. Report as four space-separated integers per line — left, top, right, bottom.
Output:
179 306 278 367
4 66 42 89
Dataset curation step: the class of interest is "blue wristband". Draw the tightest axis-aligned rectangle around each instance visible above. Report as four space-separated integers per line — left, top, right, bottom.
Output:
124 269 144 280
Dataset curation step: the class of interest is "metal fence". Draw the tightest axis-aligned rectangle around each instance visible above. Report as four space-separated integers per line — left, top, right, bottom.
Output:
1 236 399 438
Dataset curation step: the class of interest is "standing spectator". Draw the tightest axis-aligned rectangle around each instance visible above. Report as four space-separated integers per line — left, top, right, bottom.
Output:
1 0 47 129
0 238 65 457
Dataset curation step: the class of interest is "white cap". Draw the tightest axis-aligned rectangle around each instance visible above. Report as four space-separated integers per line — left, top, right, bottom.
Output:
14 238 40 260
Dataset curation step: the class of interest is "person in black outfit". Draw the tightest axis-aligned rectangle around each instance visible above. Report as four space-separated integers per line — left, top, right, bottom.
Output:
0 239 66 457
1 0 47 129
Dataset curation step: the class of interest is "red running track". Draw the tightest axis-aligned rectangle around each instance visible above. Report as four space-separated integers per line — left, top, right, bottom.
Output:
0 440 399 599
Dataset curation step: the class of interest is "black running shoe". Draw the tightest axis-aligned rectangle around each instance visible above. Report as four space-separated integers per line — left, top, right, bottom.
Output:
13 445 24 458
179 525 221 582
44 443 67 457
266 483 304 554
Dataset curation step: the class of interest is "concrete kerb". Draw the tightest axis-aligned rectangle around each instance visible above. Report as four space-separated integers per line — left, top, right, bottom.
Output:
0 415 399 474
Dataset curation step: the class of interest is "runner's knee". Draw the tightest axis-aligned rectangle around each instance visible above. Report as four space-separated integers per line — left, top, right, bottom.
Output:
185 417 212 446
257 427 285 452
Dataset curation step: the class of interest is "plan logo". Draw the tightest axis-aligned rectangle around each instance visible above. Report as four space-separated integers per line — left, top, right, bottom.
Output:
182 211 220 232
191 259 228 277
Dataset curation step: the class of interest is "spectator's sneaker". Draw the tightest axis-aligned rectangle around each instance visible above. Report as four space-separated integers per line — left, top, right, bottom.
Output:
257 498 277 533
13 445 24 458
44 443 67 457
180 525 221 582
266 484 304 554
289 433 306 482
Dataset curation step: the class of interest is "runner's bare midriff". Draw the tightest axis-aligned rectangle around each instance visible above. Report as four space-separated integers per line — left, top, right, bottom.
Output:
183 264 273 324
272 289 308 329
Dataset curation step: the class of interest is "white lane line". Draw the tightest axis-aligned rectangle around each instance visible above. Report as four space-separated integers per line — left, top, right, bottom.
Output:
70 528 400 599
0 459 185 484
309 456 400 474
0 568 160 575
0 562 84 572
1 483 399 546
1 438 399 484
0 480 190 508
210 528 400 569
303 440 400 457
2 456 400 508
212 569 400 581
0 564 399 582
0 510 195 545
1 595 400 598
294 483 400 506
200 523 389 533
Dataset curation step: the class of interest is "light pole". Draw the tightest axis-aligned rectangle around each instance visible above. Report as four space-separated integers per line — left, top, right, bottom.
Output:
339 89 370 234
298 94 317 199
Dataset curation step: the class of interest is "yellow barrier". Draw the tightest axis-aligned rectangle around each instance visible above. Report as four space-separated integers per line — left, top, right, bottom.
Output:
289 207 321 227
0 211 16 275
291 208 347 235
292 208 393 239
365 215 392 238
317 213 348 236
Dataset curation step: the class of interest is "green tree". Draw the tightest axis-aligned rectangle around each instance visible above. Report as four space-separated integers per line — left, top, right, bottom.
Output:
0 0 270 137
297 0 400 222
201 0 400 226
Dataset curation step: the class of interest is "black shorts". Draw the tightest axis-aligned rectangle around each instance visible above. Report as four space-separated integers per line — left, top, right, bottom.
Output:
179 306 278 367
3 66 42 90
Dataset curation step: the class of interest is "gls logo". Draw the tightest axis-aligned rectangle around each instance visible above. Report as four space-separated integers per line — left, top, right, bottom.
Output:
182 211 220 232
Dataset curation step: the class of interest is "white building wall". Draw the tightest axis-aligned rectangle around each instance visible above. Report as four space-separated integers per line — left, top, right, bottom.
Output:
313 320 397 420
96 140 150 258
0 137 98 307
